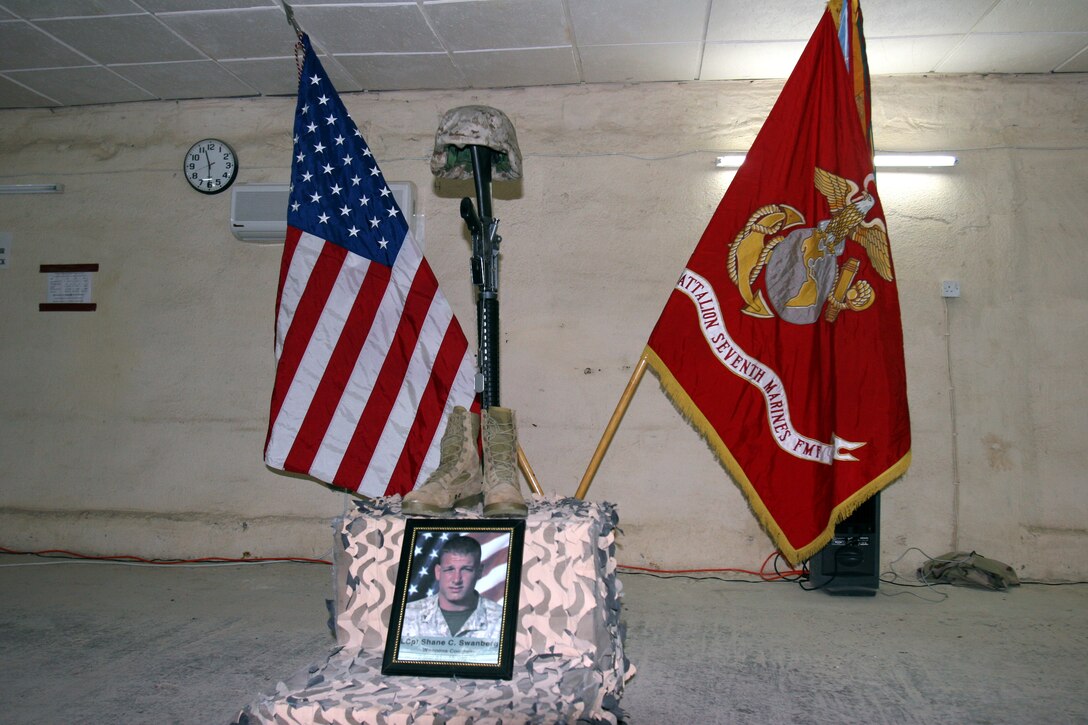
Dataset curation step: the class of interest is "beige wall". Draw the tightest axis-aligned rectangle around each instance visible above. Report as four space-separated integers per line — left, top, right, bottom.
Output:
1 73 1085 579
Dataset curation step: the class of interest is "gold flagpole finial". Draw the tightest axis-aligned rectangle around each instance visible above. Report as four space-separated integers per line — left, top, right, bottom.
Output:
281 1 303 39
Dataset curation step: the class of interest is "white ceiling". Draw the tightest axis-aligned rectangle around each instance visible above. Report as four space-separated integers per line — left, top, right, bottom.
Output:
1 0 1086 110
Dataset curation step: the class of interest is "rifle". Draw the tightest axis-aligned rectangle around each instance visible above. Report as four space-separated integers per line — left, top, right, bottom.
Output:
460 145 502 409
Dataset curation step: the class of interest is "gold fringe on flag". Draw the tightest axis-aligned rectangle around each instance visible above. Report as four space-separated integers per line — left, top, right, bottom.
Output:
642 345 910 566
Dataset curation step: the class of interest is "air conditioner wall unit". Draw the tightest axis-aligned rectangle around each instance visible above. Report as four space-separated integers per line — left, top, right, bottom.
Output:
230 181 417 243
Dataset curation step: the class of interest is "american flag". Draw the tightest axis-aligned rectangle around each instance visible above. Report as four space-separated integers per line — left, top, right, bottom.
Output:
264 34 477 497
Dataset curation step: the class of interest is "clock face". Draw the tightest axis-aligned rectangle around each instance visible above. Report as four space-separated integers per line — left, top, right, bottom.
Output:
184 139 238 194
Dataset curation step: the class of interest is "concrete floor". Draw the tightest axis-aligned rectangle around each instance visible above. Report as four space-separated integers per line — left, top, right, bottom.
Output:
1 554 1086 724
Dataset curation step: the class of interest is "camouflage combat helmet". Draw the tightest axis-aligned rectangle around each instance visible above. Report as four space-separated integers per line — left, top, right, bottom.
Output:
430 105 522 181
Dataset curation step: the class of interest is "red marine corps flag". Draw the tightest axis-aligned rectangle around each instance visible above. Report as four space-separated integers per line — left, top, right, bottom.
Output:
644 0 910 564
265 35 477 497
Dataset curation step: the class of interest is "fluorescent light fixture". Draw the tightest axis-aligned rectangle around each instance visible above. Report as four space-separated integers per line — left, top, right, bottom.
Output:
873 154 957 168
715 154 957 169
0 183 64 194
714 154 748 169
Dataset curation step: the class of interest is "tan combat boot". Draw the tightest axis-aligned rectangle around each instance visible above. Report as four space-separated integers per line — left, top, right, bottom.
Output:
401 406 482 515
481 406 528 518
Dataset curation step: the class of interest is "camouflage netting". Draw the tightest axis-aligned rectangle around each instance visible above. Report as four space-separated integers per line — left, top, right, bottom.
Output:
235 496 633 724
430 105 523 181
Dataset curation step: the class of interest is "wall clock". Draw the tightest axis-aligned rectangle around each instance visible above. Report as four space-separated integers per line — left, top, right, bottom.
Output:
184 138 238 194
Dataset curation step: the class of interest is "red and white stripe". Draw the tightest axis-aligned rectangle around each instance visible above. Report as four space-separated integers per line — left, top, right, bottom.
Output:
476 533 512 604
265 226 477 497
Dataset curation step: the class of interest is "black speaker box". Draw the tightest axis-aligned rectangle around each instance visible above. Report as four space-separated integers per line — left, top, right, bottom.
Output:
808 493 880 596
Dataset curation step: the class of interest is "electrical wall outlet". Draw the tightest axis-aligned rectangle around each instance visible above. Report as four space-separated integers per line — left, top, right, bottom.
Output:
941 280 961 298
0 231 10 269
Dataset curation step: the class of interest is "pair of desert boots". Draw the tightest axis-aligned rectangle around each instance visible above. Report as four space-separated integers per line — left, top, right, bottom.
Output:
401 406 528 518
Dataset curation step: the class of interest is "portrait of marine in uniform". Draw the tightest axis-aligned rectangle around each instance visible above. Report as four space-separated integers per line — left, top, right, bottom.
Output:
384 520 524 678
392 531 514 667
401 534 504 642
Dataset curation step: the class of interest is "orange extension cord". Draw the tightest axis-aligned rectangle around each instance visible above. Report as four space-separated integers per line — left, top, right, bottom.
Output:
1 544 803 580
0 545 331 566
618 552 805 581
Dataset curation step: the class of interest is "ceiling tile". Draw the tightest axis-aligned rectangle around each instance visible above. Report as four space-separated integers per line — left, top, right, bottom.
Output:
157 7 299 59
138 0 278 10
1056 45 1088 72
936 32 1088 73
1 1 1087 108
0 74 59 107
707 0 825 42
4 65 155 105
37 15 205 64
220 55 361 96
865 35 964 75
579 43 701 83
0 21 93 70
336 53 466 91
568 0 706 45
424 0 569 52
453 47 578 87
0 0 143 19
196 57 295 96
860 0 994 37
285 0 401 4
700 40 806 80
110 60 258 99
974 0 1088 33
292 4 441 54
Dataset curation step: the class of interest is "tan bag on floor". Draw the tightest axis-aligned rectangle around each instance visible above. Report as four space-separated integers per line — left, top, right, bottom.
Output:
918 551 1020 591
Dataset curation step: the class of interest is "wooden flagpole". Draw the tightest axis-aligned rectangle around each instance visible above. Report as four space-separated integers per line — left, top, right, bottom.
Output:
574 354 649 499
517 443 543 495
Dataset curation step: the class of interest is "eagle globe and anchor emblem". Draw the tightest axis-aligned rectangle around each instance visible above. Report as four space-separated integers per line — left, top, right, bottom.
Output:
728 167 893 325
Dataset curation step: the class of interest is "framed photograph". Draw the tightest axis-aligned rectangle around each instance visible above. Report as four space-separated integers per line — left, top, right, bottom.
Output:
382 518 525 680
